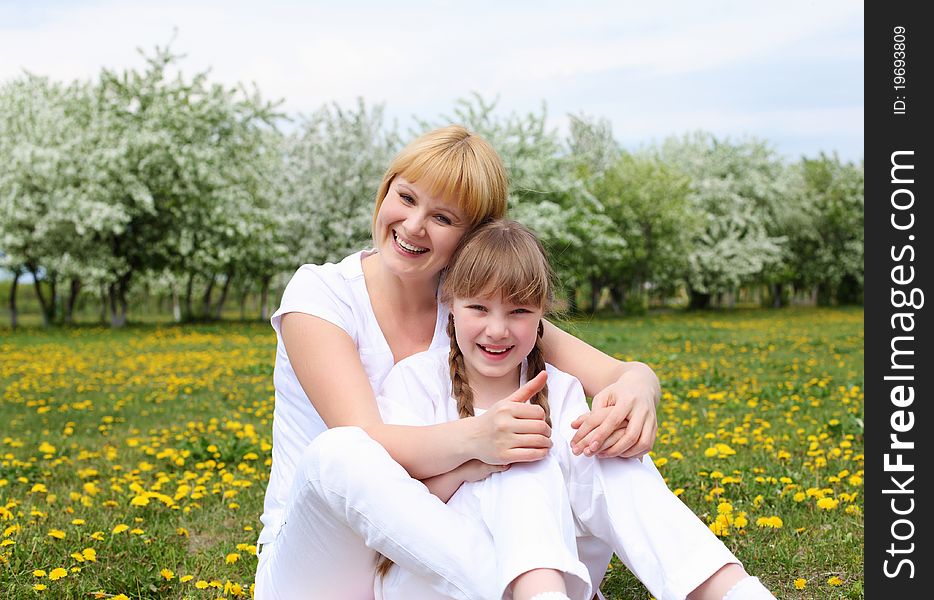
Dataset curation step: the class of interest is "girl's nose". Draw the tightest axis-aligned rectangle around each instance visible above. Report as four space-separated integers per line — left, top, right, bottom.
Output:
485 316 509 340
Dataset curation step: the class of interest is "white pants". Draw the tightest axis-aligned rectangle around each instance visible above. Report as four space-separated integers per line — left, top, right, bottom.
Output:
378 454 593 600
255 427 738 600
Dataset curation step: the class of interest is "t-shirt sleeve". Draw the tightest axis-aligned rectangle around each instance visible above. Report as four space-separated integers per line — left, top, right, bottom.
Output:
377 354 450 426
270 264 357 343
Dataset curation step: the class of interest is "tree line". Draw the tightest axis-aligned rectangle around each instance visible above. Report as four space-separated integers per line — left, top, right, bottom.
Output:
0 48 863 328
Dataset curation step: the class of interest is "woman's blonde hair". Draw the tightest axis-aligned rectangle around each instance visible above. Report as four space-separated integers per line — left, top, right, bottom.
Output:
371 125 508 240
440 219 555 427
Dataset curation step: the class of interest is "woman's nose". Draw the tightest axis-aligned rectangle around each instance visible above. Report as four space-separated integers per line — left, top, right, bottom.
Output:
403 210 428 237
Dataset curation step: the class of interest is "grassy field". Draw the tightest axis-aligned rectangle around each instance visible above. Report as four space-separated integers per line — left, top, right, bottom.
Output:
0 308 864 599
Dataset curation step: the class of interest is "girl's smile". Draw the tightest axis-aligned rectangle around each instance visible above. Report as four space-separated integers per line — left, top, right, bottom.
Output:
451 294 544 391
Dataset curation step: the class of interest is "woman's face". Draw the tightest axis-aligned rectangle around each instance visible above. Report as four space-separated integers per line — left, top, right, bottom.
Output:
450 293 543 385
374 176 468 281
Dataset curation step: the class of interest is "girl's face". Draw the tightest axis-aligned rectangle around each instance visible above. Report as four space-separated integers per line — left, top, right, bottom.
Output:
374 176 467 281
451 293 544 384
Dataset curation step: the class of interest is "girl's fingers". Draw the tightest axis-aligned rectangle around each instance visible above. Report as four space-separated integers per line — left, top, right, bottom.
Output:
569 409 605 448
505 371 547 404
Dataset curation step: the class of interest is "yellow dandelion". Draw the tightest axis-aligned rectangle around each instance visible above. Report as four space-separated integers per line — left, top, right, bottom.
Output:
817 498 839 510
82 548 97 562
827 576 843 586
33 569 47 577
755 516 783 529
180 575 194 582
130 495 150 507
113 595 130 600
226 552 240 564
160 568 174 580
195 580 209 589
794 578 806 589
33 584 47 591
47 530 66 540
48 568 68 581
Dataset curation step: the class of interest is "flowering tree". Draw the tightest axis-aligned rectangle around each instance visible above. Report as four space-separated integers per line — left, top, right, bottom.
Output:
658 133 787 308
785 154 864 304
589 152 697 311
280 100 400 267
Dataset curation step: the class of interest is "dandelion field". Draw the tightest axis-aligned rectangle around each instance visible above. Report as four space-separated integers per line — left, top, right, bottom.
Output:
0 308 863 599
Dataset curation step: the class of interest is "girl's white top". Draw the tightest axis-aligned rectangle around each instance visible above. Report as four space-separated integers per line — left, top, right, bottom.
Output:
377 347 589 449
258 250 451 546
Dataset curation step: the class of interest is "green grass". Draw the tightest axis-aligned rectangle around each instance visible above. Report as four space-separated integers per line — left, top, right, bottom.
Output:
0 308 864 599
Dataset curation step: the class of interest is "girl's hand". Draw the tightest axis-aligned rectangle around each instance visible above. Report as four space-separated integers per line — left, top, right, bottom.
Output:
469 371 552 465
460 459 510 483
569 372 659 459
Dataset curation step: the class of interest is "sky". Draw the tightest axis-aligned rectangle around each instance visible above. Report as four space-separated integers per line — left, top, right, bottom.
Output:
1 0 864 162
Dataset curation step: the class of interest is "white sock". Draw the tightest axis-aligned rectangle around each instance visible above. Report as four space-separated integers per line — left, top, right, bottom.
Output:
722 576 776 600
528 593 571 600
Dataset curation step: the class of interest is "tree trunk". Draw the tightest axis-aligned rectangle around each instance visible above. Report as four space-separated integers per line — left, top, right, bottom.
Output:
108 274 131 328
771 284 782 308
214 273 233 320
29 268 53 327
689 289 711 310
184 272 195 321
64 278 82 324
201 275 216 318
239 285 249 321
589 276 600 314
99 284 108 324
260 276 272 321
171 284 182 323
8 271 19 329
609 284 624 314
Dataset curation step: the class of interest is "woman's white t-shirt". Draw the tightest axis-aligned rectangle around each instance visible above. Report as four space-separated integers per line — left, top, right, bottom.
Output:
258 250 451 546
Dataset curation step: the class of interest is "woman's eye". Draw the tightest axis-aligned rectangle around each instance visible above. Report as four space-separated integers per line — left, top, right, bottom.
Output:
399 193 415 205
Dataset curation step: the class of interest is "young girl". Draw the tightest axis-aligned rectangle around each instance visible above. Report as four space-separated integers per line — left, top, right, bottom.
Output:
376 220 776 600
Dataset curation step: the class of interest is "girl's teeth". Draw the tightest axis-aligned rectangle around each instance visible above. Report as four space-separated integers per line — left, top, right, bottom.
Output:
482 346 511 354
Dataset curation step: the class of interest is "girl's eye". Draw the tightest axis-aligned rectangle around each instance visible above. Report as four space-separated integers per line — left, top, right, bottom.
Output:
512 308 532 314
435 214 452 225
466 304 487 312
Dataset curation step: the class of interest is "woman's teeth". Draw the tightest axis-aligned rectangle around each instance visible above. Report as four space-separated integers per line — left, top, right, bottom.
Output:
394 231 428 253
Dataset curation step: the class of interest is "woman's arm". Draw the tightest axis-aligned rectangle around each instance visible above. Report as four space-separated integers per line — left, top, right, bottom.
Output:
540 319 661 459
281 312 552 479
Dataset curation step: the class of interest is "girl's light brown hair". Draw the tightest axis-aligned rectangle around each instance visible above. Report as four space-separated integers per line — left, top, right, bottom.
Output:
440 219 555 427
371 125 508 241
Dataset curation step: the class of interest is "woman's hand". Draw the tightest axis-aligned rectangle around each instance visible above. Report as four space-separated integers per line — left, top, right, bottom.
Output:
468 371 552 465
569 366 659 459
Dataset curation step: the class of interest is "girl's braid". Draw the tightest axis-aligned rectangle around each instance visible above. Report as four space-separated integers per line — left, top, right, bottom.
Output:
525 321 551 427
447 314 475 419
